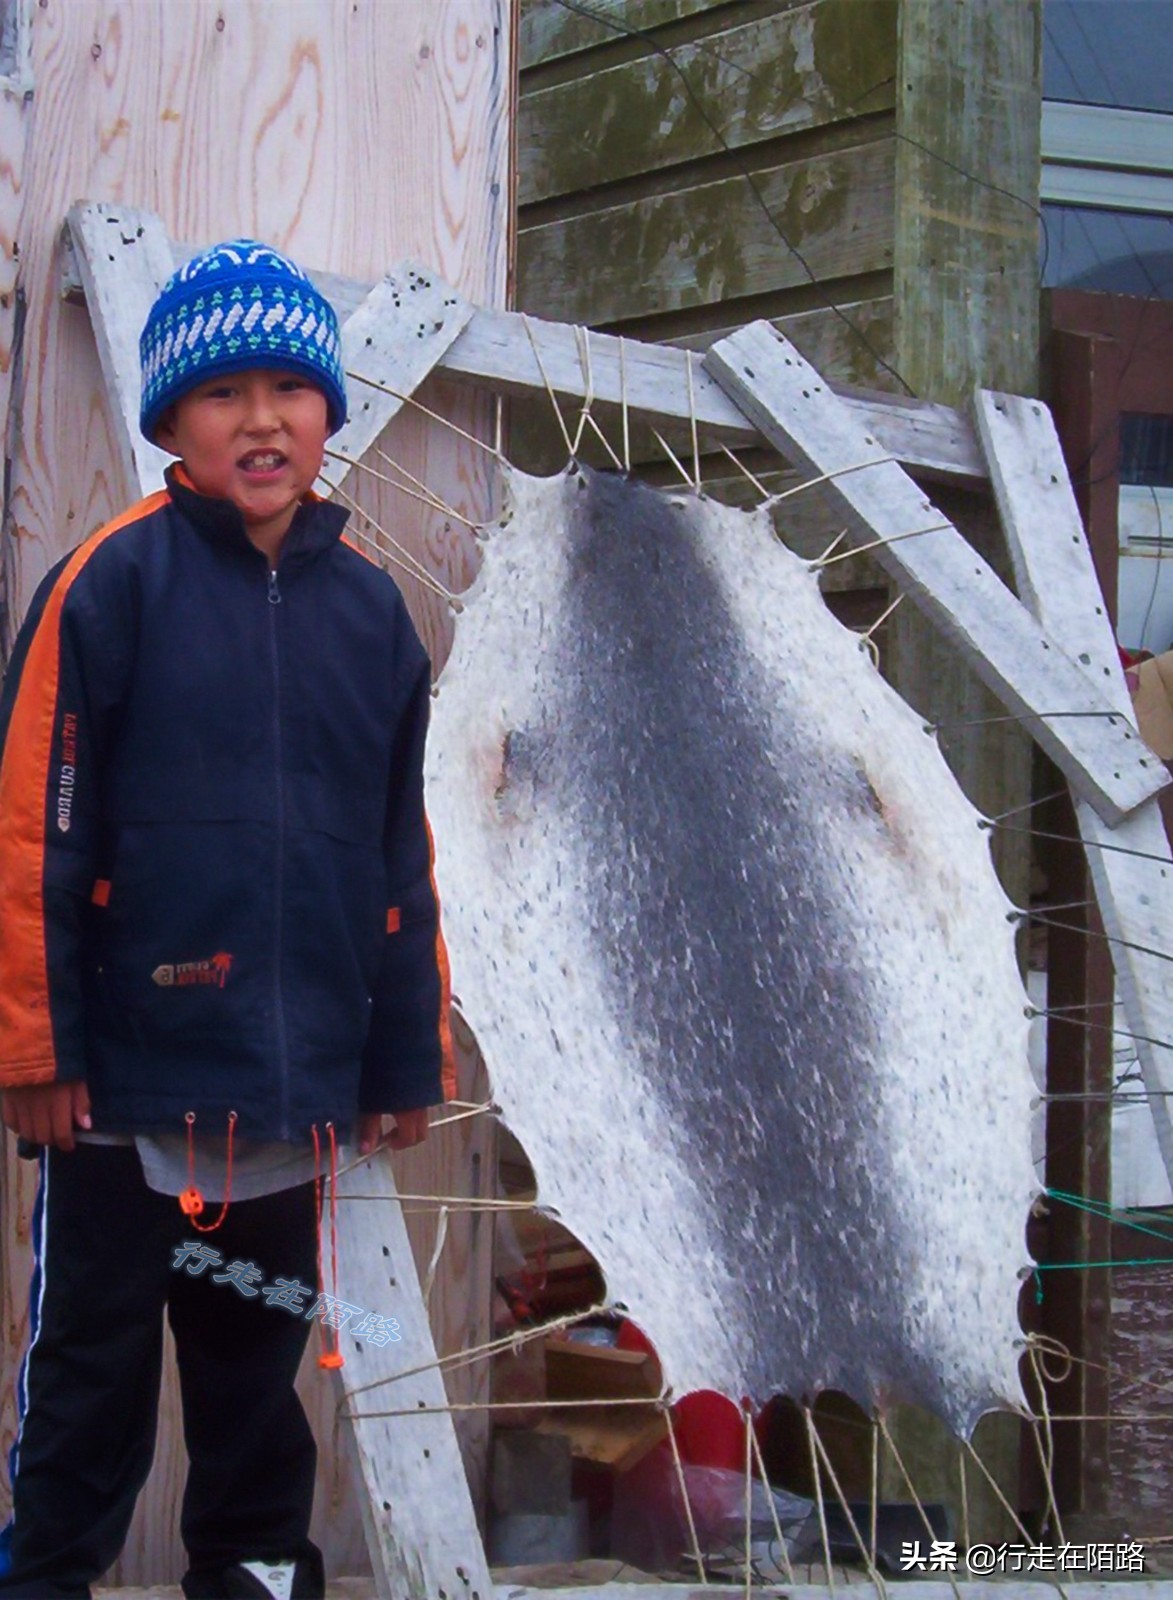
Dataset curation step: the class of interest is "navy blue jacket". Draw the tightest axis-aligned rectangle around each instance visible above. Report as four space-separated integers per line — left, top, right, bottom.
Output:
0 466 451 1141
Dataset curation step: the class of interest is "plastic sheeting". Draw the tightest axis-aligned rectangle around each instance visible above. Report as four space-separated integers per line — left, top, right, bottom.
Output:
426 465 1036 1435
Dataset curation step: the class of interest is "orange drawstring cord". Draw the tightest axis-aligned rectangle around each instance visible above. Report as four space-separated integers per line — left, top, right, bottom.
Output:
179 1110 237 1232
312 1123 345 1370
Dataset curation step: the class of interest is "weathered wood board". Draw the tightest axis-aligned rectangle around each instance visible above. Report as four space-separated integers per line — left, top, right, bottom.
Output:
519 0 717 65
0 0 34 660
520 138 895 328
895 0 1041 405
519 0 896 202
443 305 985 482
975 388 1173 1189
319 266 474 499
329 1150 490 1599
518 0 899 403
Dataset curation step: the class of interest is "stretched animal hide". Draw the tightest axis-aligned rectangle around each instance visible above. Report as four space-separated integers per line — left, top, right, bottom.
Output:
426 464 1035 1435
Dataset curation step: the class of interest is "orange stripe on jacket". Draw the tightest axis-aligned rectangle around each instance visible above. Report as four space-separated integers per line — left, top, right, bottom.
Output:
425 816 457 1103
0 492 170 1084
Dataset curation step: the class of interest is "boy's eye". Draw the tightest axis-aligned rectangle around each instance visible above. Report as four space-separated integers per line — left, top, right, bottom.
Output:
201 384 236 399
276 377 306 392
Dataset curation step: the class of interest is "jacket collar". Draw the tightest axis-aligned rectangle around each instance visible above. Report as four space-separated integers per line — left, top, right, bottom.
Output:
164 462 350 564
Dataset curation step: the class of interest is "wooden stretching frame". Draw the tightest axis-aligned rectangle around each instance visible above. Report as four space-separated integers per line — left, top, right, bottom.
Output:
61 201 1173 1596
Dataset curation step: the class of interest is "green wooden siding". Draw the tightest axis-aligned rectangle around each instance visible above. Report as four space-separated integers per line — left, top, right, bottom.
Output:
520 2 895 202
519 0 720 65
517 0 900 389
522 136 894 325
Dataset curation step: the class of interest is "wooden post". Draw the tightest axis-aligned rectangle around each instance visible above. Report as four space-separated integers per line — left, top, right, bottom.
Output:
885 0 1043 1532
318 266 474 497
331 1150 492 1600
895 0 1041 402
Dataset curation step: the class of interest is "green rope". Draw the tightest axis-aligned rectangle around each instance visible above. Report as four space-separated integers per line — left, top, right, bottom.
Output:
1036 1257 1173 1272
1032 1190 1173 1300
1046 1188 1173 1246
1033 1258 1173 1304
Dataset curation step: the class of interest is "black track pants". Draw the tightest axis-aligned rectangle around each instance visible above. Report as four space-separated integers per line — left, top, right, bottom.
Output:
0 1143 322 1598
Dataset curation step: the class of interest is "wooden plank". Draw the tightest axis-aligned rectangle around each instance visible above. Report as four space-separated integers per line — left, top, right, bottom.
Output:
668 296 899 394
62 248 982 486
519 0 717 67
443 305 986 483
534 1406 668 1471
519 0 896 203
391 1019 498 1521
545 1343 659 1402
974 391 1127 715
894 0 1040 405
704 322 1167 825
63 201 175 495
320 263 474 496
0 0 33 664
518 137 895 326
974 388 1173 1188
332 1148 491 1600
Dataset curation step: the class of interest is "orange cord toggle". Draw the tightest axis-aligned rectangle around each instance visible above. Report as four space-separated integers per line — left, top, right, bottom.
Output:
312 1121 345 1371
180 1110 238 1233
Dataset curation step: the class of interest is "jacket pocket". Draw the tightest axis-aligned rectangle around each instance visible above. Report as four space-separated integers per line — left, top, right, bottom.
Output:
93 819 269 1049
281 830 386 1052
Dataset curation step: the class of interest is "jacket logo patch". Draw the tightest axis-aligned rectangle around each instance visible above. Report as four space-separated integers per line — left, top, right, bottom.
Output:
57 712 78 833
152 952 235 989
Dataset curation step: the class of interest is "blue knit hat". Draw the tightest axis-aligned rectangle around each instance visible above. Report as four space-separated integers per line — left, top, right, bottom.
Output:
139 239 348 441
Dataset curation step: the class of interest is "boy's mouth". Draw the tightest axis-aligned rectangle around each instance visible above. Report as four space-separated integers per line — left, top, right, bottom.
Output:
238 450 287 473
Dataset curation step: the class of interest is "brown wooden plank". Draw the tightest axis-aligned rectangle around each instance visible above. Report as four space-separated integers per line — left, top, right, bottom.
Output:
545 1343 660 1402
0 0 32 663
519 0 896 204
518 136 894 326
534 1406 669 1471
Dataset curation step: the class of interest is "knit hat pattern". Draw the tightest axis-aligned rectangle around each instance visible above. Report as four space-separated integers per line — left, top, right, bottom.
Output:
139 239 348 440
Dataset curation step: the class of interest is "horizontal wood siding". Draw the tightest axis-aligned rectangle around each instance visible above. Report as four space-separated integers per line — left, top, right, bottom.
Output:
520 0 719 63
517 0 899 399
520 2 895 201
522 135 893 325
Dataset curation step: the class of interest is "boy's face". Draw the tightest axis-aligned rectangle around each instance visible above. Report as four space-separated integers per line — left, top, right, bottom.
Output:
154 369 330 555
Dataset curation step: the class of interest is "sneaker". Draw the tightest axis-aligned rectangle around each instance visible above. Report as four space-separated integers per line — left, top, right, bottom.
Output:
181 1549 325 1600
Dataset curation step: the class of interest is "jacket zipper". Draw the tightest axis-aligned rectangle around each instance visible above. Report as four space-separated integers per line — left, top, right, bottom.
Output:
267 566 291 1140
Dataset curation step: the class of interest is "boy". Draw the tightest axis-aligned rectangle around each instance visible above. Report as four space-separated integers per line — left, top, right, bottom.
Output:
0 240 453 1598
